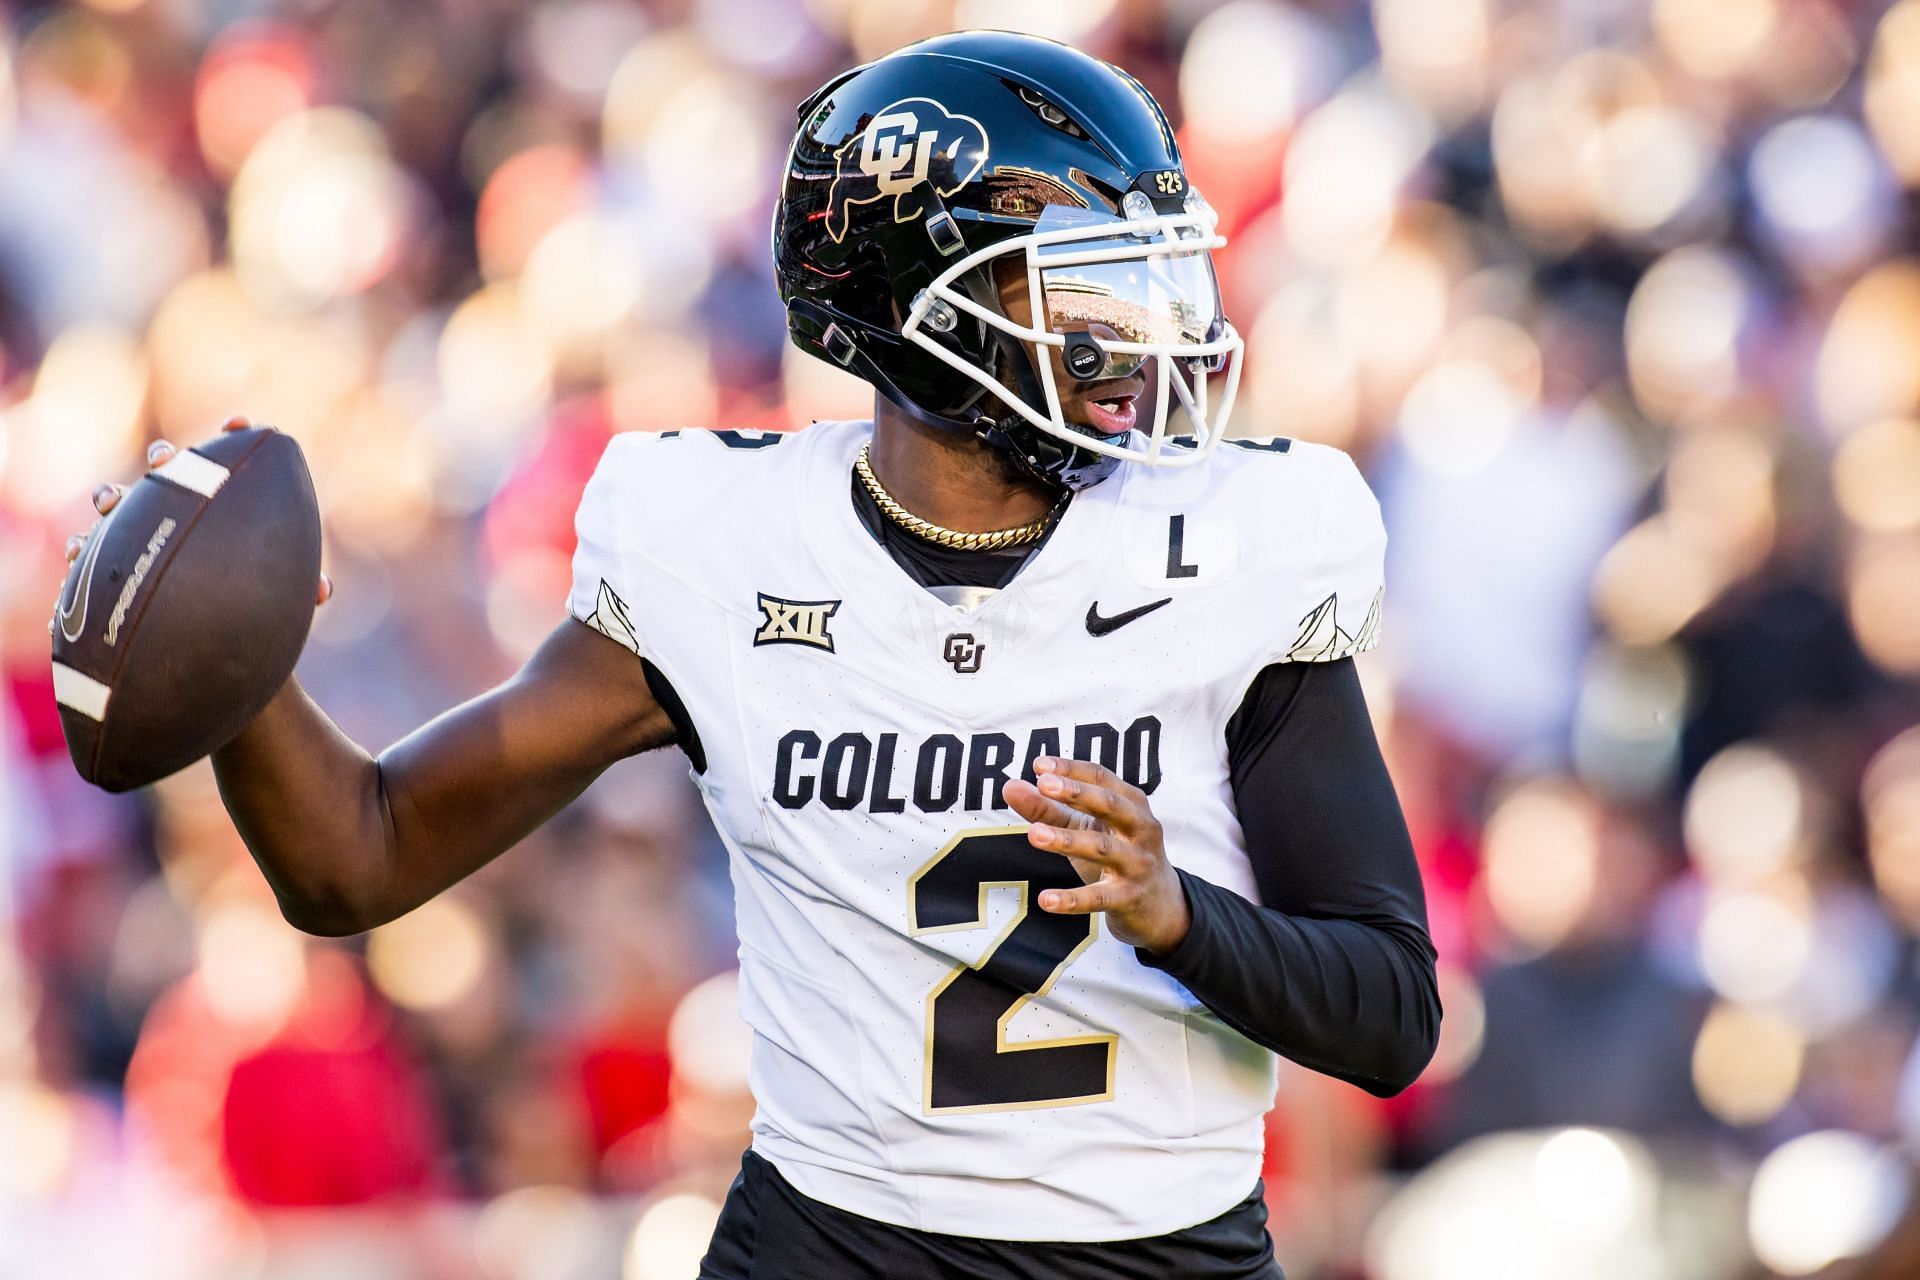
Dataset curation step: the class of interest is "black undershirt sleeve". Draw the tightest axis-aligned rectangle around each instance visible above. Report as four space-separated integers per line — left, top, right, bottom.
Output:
640 657 705 773
1138 658 1441 1097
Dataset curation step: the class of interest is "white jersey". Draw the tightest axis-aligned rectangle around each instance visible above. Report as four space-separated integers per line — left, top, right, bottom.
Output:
567 418 1384 1241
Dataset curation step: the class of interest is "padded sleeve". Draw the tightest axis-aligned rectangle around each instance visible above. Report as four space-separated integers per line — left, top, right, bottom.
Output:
568 436 648 659
1280 449 1386 663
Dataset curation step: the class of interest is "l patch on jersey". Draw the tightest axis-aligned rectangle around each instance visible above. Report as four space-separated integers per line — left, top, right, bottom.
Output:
755 592 841 652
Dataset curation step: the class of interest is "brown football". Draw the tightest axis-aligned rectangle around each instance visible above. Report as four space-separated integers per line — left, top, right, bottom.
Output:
49 427 322 792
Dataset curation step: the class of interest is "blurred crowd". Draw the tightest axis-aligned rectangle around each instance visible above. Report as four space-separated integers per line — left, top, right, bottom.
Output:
1 0 1919 1277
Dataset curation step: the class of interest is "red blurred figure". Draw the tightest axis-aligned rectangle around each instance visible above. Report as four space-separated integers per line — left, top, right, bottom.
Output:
128 946 448 1207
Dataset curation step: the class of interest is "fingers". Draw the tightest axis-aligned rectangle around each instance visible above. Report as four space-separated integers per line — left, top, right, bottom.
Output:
1003 778 1085 831
222 416 250 432
147 440 175 469
1034 754 1137 793
1032 756 1149 834
1027 820 1133 868
93 483 124 515
317 573 332 606
1038 879 1129 916
65 533 86 562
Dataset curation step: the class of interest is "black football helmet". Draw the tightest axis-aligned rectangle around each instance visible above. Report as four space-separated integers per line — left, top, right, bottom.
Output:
773 31 1242 490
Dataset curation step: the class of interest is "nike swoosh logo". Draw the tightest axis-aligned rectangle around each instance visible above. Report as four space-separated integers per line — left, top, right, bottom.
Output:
1085 596 1171 637
57 525 107 643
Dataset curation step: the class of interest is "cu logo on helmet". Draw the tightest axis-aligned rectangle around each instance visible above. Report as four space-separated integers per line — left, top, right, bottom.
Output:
826 98 989 243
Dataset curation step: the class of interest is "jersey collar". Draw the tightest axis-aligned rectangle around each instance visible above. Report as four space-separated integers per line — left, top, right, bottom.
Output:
807 419 1131 637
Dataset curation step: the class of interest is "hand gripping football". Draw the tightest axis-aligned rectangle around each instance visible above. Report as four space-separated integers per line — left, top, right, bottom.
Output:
49 426 323 792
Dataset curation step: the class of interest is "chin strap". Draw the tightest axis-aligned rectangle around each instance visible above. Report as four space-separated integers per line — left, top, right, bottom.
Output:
787 297 982 437
786 294 1121 493
973 320 1121 491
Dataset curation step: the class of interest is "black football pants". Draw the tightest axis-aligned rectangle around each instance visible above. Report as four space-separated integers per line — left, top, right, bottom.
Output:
698 1149 1285 1280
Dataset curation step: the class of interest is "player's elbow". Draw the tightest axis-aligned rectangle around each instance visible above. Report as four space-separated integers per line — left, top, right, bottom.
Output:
1360 1030 1438 1098
1364 956 1443 1097
272 887 377 937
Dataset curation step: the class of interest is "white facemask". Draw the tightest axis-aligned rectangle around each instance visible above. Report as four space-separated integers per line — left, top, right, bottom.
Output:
901 193 1244 468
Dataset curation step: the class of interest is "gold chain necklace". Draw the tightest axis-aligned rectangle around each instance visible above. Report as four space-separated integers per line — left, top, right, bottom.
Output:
855 445 1063 552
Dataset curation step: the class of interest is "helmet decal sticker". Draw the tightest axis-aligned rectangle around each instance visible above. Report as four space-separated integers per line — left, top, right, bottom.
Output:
826 98 989 243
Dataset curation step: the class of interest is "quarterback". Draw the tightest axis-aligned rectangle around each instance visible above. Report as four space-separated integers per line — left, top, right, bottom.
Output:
75 32 1438 1280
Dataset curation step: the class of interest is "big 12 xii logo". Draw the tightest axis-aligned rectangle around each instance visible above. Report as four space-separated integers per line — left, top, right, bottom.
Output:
826 98 989 243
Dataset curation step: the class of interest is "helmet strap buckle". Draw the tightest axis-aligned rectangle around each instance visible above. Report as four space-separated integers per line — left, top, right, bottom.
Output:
821 321 859 367
924 210 966 257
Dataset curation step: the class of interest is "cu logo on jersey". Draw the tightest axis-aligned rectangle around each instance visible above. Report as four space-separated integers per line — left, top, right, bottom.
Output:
942 632 984 674
825 98 989 243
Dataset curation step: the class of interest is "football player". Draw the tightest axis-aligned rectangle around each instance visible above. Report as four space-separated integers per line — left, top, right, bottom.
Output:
74 32 1438 1279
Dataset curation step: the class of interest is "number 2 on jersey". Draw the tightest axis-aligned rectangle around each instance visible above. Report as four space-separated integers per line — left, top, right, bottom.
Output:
909 828 1117 1114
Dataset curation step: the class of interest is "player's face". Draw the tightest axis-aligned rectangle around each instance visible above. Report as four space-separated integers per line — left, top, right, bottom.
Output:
993 259 1149 439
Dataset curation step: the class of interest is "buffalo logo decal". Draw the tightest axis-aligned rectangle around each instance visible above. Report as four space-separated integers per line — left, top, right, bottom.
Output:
825 98 989 243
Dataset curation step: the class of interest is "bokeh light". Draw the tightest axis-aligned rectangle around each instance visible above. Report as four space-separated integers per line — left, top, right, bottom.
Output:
1591 514 1726 646
229 109 411 311
1865 729 1920 930
0 1080 77 1198
1533 1129 1645 1237
1846 535 1920 674
1749 115 1893 275
1683 744 1809 885
1866 1 1920 185
604 36 774 222
520 213 648 369
1697 882 1813 1005
1283 83 1433 268
1397 317 1540 477
437 283 556 453
1571 642 1690 798
1179 1 1338 149
1481 778 1600 955
624 1192 723 1280
1241 286 1361 448
1366 1129 1669 1280
195 901 305 1032
1333 230 1454 396
952 0 1117 43
1654 0 1778 80
0 323 147 517
477 144 595 282
366 897 491 1013
474 1185 605 1280
1833 417 1920 532
1691 1002 1805 1127
1372 0 1490 121
1748 1132 1907 1275
1624 246 1753 424
667 971 753 1097
0 24 17 151
1421 964 1485 1085
525 0 653 106
1588 105 1716 238
696 0 825 73
193 26 315 180
1816 259 1920 436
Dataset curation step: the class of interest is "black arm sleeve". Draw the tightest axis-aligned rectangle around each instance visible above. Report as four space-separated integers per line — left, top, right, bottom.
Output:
1138 658 1441 1096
